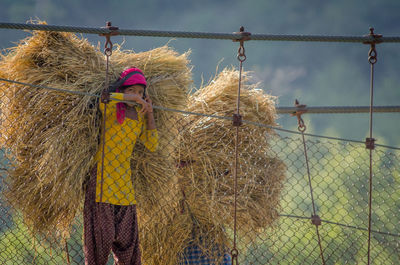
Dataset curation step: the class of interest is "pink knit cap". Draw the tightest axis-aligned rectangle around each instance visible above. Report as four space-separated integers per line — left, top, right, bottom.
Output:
116 67 147 124
120 67 147 88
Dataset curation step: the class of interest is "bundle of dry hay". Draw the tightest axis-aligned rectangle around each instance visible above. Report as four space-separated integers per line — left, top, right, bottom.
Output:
0 25 192 239
138 197 230 265
0 29 105 236
175 68 287 259
137 68 287 265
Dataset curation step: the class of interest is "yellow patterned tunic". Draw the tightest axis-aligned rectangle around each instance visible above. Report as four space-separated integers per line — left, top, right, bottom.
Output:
94 93 158 205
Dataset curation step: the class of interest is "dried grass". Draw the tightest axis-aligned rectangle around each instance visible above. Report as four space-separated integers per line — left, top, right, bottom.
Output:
0 29 104 237
138 68 287 264
176 68 287 255
0 26 192 241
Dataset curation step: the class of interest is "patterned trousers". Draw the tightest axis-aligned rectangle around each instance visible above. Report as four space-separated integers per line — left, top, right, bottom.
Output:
83 167 141 265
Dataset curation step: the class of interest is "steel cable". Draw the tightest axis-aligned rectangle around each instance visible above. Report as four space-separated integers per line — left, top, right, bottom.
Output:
294 112 326 265
1 77 400 150
366 32 378 265
279 214 400 238
2 22 400 43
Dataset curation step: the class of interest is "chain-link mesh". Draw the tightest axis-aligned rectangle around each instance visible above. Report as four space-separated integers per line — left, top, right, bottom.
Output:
0 96 399 264
0 24 398 265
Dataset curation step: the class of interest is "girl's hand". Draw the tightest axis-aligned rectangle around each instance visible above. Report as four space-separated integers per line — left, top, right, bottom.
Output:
124 94 153 115
139 95 153 116
144 96 154 115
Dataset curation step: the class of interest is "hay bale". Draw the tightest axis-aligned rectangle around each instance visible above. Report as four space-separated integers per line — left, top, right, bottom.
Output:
178 67 286 237
138 200 230 265
137 202 192 265
0 26 192 239
130 68 286 265
140 67 286 265
137 68 287 265
0 29 104 236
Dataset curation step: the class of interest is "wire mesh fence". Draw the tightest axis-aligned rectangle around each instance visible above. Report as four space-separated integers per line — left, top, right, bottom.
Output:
0 98 399 264
0 23 399 265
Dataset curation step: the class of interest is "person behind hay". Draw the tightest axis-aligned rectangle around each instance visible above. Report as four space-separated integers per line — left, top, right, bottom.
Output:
177 164 232 265
178 232 232 265
83 67 158 265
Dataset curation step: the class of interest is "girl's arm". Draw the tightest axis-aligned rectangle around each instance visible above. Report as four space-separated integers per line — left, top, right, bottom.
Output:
139 96 158 152
98 92 124 113
144 97 156 130
139 125 158 152
123 93 152 114
124 93 156 129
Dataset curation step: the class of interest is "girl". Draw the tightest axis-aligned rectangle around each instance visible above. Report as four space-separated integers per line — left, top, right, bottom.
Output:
84 67 158 265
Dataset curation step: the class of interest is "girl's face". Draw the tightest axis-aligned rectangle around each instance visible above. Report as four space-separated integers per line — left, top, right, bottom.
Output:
124 85 144 98
124 85 145 106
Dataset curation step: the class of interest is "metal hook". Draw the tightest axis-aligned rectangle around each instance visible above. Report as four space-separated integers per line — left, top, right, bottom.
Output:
231 248 239 265
104 35 113 56
368 43 377 65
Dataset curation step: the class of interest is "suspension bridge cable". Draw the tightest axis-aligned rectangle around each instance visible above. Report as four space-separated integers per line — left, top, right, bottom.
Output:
1 77 400 150
2 79 400 114
277 106 400 114
366 29 379 265
0 78 99 98
229 26 250 265
242 120 400 150
279 214 400 238
292 105 326 265
2 22 400 43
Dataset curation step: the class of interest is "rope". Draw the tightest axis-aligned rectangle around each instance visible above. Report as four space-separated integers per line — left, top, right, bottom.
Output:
2 22 400 43
1 77 400 150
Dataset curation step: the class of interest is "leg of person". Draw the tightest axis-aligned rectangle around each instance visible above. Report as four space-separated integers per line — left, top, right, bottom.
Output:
111 204 141 265
83 167 115 265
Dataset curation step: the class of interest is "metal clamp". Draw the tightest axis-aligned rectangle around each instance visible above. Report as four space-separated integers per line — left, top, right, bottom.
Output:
365 137 376 150
233 26 251 62
99 21 119 56
311 215 322 226
291 99 308 132
100 90 110 104
363 28 382 65
233 113 243 127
